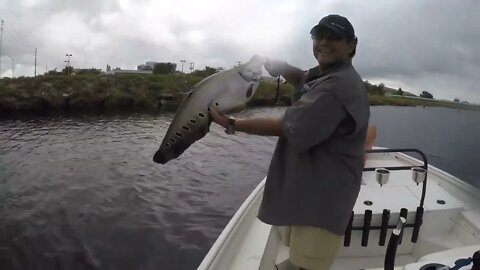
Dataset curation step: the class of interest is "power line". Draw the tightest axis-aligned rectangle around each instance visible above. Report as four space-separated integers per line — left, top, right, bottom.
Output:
0 10 44 50
1 21 36 54
0 19 4 78
34 48 37 77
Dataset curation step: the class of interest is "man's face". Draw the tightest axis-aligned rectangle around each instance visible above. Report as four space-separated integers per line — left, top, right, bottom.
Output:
312 30 354 68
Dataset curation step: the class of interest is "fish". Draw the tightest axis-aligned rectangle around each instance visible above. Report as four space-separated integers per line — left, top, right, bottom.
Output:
153 55 265 164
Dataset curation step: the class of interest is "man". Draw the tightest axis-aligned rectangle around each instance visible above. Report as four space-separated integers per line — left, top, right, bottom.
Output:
209 14 370 270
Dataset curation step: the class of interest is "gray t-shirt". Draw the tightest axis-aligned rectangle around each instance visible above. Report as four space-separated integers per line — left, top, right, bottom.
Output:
257 60 370 235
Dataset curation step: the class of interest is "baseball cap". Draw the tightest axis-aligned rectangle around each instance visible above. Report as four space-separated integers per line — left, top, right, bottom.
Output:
310 14 355 39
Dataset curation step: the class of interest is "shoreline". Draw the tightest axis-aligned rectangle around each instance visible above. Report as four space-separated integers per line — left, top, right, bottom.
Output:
1 102 478 121
1 74 479 119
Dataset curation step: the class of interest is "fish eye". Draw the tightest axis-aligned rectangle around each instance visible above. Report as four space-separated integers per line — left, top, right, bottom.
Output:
214 102 219 106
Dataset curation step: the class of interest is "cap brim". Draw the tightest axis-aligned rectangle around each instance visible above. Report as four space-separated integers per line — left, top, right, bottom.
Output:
310 23 346 39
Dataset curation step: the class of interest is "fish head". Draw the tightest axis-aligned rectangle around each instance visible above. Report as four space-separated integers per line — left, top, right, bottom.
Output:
238 54 265 83
207 55 264 113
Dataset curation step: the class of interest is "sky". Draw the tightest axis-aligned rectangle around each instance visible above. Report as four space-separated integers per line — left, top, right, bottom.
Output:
0 0 479 103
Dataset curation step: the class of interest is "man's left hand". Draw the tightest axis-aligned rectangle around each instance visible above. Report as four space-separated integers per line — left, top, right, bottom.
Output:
208 107 229 128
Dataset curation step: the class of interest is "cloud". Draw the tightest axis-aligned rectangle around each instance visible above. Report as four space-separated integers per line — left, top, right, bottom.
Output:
0 0 479 102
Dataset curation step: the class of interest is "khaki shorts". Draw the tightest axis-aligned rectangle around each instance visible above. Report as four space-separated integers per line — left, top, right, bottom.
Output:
279 226 341 270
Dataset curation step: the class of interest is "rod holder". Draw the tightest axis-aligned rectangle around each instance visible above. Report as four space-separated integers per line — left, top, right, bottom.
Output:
362 210 372 247
385 216 407 270
411 206 424 243
398 208 408 245
344 212 354 247
379 209 391 246
412 167 427 185
375 168 390 186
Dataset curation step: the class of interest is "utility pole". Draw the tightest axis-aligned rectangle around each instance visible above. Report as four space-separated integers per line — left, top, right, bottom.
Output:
0 20 4 78
236 61 242 66
180 59 186 73
65 53 72 76
34 48 37 77
45 65 47 74
189 62 194 73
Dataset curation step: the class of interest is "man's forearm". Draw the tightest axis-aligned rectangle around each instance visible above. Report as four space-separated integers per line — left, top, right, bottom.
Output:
281 64 305 88
235 117 284 137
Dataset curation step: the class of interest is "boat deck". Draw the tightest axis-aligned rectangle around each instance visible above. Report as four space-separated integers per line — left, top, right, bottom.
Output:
198 150 480 270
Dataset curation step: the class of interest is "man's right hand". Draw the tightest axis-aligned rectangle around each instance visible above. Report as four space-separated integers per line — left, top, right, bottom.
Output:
264 58 288 77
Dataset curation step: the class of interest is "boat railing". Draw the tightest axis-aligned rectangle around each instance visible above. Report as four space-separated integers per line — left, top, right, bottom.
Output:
344 148 429 247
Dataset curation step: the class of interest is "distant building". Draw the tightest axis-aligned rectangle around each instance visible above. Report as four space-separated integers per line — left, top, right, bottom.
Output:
137 61 160 71
137 64 150 71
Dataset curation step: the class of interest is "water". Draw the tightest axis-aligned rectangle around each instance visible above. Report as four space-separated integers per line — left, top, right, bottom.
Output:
0 106 479 269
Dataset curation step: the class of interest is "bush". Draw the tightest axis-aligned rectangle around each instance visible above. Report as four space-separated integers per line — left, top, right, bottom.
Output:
420 91 433 99
153 63 177 74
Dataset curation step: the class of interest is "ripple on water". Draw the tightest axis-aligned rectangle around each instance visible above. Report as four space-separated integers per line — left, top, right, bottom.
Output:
0 107 479 269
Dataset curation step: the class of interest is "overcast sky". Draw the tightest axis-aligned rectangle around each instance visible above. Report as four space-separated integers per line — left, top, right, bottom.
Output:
0 0 479 103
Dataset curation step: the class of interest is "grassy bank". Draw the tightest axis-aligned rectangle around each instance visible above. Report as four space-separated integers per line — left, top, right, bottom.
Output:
0 74 478 116
0 74 295 115
369 95 480 110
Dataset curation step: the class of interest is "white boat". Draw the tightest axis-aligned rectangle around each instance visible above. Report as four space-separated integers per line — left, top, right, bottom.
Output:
198 148 480 270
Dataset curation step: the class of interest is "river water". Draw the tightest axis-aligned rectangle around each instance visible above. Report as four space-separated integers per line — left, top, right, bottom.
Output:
0 106 479 269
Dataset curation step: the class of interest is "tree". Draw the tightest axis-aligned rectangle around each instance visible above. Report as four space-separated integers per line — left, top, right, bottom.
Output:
77 68 102 75
62 66 74 75
190 66 222 78
420 91 433 99
153 62 177 74
453 98 460 102
364 81 386 96
45 68 62 76
397 87 404 96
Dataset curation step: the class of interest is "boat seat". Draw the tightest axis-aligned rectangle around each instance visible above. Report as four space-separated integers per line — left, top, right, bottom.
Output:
361 246 480 270
363 266 403 270
417 245 480 262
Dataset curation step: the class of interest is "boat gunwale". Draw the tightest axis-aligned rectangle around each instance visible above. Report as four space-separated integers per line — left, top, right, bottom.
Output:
198 149 479 269
197 177 267 270
393 151 480 198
